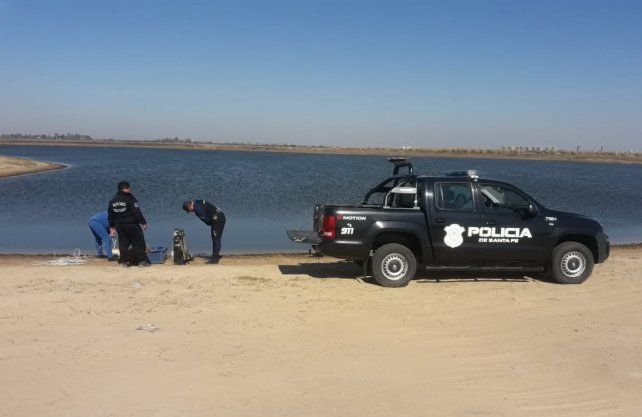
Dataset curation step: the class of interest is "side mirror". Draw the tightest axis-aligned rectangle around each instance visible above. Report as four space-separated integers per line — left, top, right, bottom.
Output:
527 203 539 217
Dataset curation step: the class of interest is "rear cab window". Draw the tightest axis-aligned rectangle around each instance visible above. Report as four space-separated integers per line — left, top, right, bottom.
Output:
384 179 418 209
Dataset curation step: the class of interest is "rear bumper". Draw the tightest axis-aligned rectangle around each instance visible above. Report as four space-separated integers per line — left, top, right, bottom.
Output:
596 232 610 263
316 239 370 260
286 231 369 259
287 230 368 259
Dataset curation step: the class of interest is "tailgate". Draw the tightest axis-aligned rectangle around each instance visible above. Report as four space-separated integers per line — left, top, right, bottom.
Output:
287 230 322 245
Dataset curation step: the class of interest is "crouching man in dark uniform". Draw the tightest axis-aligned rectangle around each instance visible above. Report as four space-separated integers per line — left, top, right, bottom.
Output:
182 200 226 264
108 181 151 267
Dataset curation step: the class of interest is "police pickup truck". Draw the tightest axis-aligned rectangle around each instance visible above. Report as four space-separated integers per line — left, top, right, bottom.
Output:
287 157 609 287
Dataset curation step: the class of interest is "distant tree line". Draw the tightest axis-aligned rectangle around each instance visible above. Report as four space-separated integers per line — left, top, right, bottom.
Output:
1 132 638 156
152 137 192 144
1 133 94 141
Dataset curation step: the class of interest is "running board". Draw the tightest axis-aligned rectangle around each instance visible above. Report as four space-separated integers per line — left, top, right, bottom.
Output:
424 265 544 272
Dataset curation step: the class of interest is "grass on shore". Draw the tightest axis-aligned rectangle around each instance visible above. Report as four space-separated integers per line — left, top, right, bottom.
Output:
1 139 641 165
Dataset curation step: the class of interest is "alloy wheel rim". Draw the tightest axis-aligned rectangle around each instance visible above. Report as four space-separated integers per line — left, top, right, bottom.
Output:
381 253 408 281
561 251 586 278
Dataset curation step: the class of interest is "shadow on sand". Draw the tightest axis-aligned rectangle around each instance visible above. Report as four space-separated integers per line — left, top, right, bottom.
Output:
278 261 551 285
278 261 362 280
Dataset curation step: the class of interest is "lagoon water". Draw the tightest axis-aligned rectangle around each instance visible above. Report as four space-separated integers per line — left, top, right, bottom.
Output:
0 145 641 254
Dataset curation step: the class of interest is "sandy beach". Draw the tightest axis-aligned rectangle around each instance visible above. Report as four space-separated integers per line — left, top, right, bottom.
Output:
1 246 641 417
0 156 66 179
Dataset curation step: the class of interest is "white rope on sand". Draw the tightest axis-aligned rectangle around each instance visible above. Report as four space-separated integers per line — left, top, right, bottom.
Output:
34 248 88 266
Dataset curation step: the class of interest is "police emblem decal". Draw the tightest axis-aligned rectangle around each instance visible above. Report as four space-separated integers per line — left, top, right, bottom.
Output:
444 223 466 248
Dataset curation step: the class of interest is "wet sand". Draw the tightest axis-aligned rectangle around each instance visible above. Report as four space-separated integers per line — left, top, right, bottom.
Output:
1 247 641 416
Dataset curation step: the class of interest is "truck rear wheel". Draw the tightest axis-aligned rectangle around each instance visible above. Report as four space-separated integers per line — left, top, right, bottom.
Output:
372 243 417 287
550 242 594 284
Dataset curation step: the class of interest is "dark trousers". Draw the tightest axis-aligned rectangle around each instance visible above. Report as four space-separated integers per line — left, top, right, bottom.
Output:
116 223 148 264
211 215 226 258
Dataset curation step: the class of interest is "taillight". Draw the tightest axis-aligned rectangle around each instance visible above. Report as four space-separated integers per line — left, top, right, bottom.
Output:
322 215 336 239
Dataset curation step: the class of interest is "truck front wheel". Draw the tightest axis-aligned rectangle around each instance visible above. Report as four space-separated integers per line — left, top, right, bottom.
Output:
372 243 417 287
550 242 594 284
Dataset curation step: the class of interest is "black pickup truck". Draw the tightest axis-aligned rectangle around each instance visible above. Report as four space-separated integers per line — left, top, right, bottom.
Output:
288 157 609 287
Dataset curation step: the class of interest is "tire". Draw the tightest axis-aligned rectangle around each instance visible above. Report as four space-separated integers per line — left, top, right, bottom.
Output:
550 242 594 284
372 243 417 287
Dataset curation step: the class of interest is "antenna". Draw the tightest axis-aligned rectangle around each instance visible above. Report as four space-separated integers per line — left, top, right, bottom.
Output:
427 159 437 176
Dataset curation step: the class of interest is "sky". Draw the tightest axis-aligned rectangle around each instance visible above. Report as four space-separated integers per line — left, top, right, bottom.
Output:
1 0 641 150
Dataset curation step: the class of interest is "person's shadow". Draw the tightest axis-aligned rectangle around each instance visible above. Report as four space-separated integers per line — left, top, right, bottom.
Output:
278 260 550 286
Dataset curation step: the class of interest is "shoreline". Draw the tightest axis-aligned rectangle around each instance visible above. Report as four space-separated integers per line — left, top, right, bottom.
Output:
0 251 312 260
1 139 641 165
0 155 67 179
1 243 639 258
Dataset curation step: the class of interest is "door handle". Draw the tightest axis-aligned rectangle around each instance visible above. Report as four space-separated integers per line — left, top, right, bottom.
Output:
436 217 445 224
486 220 496 226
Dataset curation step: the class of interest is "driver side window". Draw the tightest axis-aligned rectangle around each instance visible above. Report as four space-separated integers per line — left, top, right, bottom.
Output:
480 184 529 212
435 183 474 211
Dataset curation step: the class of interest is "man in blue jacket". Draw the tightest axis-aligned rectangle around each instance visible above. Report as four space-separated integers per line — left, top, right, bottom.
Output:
88 211 117 261
182 200 226 264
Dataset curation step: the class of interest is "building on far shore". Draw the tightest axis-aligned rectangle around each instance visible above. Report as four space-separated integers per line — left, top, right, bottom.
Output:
502 145 558 153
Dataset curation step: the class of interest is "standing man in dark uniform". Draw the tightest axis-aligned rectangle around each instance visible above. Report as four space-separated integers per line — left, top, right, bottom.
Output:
182 200 226 264
108 181 151 267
